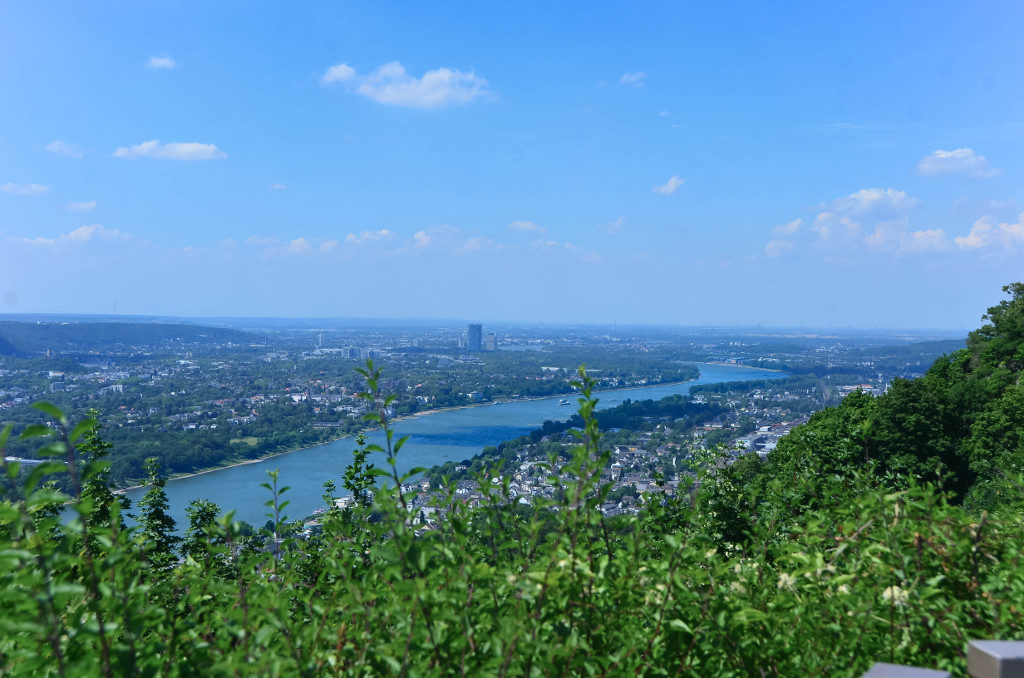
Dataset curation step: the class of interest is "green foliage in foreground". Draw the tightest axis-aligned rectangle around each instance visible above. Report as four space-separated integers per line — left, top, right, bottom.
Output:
1 366 1022 676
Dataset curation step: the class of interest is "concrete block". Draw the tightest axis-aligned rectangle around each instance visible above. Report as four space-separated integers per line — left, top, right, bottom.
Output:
968 641 1024 678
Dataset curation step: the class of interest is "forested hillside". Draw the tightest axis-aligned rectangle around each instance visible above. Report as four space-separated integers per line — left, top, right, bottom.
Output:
705 283 1024 549
0 321 252 355
1 286 1022 675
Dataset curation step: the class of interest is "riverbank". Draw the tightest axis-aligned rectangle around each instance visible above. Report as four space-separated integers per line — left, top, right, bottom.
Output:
115 374 703 493
699 361 787 373
118 362 786 527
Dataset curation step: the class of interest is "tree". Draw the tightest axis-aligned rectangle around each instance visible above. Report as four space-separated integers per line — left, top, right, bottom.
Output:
134 457 180 569
342 433 375 508
181 498 223 567
79 410 130 540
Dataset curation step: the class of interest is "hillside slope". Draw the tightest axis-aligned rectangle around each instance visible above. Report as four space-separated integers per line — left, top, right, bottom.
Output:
734 283 1024 521
0 321 252 354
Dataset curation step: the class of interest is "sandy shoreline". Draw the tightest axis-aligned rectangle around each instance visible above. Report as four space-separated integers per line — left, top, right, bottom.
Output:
116 364 778 493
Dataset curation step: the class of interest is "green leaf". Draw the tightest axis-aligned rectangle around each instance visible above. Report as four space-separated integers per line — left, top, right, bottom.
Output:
68 417 99 444
31 402 67 426
19 424 52 440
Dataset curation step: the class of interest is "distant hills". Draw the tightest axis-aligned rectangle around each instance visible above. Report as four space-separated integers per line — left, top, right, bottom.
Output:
0 334 24 357
0 321 253 356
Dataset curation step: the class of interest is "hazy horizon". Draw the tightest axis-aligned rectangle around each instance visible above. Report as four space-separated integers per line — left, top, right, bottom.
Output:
1 3 1021 328
0 311 971 336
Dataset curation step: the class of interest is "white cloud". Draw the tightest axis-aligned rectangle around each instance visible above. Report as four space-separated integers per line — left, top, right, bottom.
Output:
286 238 312 255
653 176 684 196
46 140 83 158
322 61 492 109
600 217 625 234
765 240 794 258
508 220 545 233
245 234 342 257
531 239 602 263
917 148 1000 178
768 188 939 256
900 229 951 254
812 212 859 241
114 140 226 161
413 230 431 247
67 200 96 212
1 182 49 195
346 229 393 244
321 63 356 84
260 238 311 258
955 212 1024 250
268 183 286 190
456 235 498 253
828 188 920 219
865 226 951 254
286 241 309 258
773 218 802 236
147 56 177 70
22 224 129 247
619 71 647 87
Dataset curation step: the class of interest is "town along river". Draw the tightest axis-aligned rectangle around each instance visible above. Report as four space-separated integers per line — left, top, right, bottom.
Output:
123 363 785 527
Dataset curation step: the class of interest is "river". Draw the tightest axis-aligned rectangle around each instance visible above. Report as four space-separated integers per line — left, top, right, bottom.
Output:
123 363 783 527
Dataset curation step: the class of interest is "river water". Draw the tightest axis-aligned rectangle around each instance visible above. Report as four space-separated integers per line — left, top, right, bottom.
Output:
123 363 783 527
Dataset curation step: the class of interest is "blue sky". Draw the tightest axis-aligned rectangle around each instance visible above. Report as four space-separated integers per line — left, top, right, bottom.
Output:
1 2 1022 329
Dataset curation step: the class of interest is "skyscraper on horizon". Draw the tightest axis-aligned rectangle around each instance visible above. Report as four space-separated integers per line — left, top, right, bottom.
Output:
467 323 483 351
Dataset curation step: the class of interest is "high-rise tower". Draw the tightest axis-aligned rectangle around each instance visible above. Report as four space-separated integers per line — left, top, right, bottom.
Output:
467 323 483 351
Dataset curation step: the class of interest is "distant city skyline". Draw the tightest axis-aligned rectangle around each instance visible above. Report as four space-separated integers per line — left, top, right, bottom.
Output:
0 311 969 337
1 3 1022 329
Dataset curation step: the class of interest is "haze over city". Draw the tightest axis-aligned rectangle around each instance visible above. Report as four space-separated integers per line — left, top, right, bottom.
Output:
1 2 1022 328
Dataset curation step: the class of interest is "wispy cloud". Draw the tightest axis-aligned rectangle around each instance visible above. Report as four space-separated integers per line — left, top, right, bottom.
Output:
765 240 794 258
531 239 602 264
20 224 130 247
321 61 492 109
619 71 647 88
268 183 286 190
600 217 625 234
826 187 920 219
508 220 545 233
147 56 177 69
653 176 684 196
114 140 226 161
67 200 96 212
413 230 431 247
46 140 83 158
917 148 1000 178
346 229 393 244
1 182 49 195
865 227 952 255
455 235 498 254
772 218 802 236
